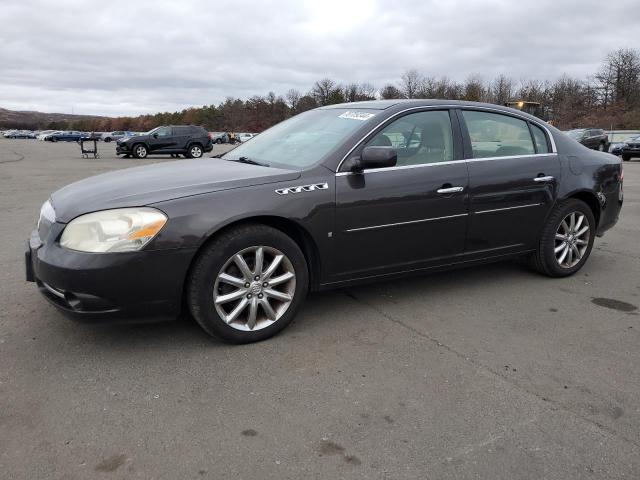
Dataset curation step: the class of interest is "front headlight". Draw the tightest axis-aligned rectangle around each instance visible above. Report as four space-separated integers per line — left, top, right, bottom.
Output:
60 207 167 253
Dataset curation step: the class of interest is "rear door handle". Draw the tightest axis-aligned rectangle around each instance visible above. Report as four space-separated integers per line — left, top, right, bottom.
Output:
533 176 554 182
437 186 464 194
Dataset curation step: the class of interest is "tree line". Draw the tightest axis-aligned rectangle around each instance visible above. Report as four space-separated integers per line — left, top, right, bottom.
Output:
18 48 640 132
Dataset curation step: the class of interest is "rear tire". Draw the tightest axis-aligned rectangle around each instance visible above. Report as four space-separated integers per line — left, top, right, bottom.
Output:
622 154 630 161
529 199 595 277
187 224 308 343
187 144 203 158
104 137 112 143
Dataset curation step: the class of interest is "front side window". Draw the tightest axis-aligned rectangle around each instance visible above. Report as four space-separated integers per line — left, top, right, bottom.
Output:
151 127 171 137
462 110 535 158
364 110 454 166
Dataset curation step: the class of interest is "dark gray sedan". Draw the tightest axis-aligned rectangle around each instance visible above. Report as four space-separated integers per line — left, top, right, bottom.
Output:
26 100 623 343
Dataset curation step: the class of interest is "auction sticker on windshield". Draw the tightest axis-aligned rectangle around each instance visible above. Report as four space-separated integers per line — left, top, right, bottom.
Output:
338 111 376 121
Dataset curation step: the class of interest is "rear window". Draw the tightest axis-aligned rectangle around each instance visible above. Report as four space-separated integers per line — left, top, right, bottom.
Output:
462 110 535 158
530 124 550 153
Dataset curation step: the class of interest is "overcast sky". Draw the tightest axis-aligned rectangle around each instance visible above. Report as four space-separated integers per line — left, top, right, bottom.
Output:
1 0 637 117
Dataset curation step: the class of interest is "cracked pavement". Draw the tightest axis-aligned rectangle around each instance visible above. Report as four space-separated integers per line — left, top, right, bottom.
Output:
1 140 639 479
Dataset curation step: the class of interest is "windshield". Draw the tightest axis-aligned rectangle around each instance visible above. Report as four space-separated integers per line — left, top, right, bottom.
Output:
222 108 380 169
567 129 585 139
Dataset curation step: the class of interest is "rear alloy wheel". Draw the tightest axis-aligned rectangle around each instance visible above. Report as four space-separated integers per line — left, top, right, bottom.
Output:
598 143 605 151
529 199 595 277
187 224 308 343
133 144 148 159
188 144 203 158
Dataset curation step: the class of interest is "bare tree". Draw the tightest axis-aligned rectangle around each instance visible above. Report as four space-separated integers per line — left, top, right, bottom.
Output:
380 84 403 99
311 78 338 106
285 89 301 110
399 70 424 99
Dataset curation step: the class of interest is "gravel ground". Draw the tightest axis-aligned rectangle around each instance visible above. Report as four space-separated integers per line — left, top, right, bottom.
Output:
1 139 639 479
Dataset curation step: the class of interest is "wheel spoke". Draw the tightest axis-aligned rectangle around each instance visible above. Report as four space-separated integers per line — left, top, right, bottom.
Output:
260 297 276 320
569 213 576 230
558 245 569 264
233 254 253 279
215 288 247 304
264 288 292 303
574 214 584 231
576 225 589 237
218 273 245 288
575 239 587 245
554 242 567 254
254 247 264 276
560 220 570 235
567 245 574 265
555 233 567 241
571 244 581 261
246 299 258 330
262 254 283 280
225 297 249 323
268 271 295 287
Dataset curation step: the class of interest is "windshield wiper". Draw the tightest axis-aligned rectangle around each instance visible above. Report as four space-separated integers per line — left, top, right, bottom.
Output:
227 156 270 167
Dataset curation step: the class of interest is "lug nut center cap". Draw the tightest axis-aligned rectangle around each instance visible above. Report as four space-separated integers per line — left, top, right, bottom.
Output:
250 282 262 295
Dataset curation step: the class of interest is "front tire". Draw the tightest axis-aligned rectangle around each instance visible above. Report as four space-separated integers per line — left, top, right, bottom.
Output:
104 137 112 143
133 144 148 159
187 224 308 343
529 199 595 277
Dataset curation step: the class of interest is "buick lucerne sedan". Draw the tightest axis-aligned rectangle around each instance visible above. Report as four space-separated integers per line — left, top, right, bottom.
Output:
26 100 623 343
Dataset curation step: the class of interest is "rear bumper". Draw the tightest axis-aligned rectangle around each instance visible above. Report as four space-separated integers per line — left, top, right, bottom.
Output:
26 229 196 323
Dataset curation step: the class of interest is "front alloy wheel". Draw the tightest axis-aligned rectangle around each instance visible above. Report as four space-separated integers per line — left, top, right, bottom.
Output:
187 224 308 343
133 144 148 159
214 246 296 331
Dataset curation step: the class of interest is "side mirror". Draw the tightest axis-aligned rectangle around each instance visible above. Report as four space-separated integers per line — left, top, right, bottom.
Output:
345 146 397 173
153 133 158 138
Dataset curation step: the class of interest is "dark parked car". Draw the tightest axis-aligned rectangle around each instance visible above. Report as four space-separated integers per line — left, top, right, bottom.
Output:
26 100 623 343
621 135 640 161
45 131 85 142
566 128 610 151
4 130 36 139
116 125 213 159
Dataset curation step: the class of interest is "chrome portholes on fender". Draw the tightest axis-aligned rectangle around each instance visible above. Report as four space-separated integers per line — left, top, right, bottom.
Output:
554 211 590 269
275 183 328 195
213 246 296 331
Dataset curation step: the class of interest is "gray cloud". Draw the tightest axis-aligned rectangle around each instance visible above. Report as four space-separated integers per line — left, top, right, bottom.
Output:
1 0 637 116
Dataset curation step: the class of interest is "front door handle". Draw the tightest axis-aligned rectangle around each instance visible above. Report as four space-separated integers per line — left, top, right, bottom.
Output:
534 175 555 182
437 186 464 194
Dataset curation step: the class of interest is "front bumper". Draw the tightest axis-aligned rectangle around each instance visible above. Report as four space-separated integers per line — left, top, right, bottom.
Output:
115 143 132 154
26 227 196 323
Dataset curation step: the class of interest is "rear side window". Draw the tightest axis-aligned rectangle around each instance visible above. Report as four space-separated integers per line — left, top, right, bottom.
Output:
530 124 550 153
173 126 191 135
462 110 535 158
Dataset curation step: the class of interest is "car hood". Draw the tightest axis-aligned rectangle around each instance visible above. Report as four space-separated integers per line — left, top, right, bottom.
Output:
51 159 300 223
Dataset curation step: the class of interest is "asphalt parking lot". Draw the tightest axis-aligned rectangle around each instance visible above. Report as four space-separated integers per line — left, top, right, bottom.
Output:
1 139 639 479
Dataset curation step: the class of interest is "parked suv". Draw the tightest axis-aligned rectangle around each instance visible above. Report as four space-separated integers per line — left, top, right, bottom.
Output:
116 125 213 159
566 128 610 151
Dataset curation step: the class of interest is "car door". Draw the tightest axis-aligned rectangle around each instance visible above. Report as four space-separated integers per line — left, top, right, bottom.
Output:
172 126 191 150
459 109 561 257
332 109 469 280
147 126 173 152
